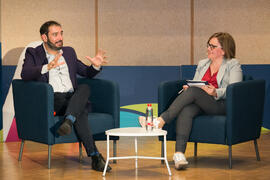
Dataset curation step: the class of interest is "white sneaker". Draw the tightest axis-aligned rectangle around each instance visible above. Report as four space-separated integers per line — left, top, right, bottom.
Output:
173 153 188 170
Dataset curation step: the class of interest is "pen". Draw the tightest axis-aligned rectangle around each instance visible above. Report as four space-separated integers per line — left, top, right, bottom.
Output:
178 89 184 94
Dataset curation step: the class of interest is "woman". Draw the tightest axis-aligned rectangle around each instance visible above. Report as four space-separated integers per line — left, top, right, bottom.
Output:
141 32 243 170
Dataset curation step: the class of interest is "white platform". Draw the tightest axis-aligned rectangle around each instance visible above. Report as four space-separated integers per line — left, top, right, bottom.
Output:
102 127 172 176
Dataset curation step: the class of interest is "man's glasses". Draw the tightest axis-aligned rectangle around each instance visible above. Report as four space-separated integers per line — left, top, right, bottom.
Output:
207 43 222 50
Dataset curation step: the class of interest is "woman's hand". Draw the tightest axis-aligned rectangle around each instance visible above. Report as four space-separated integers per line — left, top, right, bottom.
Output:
201 84 217 97
183 85 189 90
178 85 189 94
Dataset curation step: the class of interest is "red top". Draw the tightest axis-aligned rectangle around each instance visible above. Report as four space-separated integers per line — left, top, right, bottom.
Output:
201 67 219 88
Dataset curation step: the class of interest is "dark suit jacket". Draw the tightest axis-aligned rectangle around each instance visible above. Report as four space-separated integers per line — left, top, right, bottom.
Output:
21 44 100 89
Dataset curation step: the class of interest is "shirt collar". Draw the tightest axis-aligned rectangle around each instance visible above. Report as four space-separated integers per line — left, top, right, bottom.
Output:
43 43 63 59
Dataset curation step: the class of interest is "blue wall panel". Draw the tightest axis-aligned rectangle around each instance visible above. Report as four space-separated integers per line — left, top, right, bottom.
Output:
1 66 16 106
95 66 180 106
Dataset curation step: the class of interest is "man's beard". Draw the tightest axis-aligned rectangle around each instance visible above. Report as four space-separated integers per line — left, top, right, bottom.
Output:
47 38 63 51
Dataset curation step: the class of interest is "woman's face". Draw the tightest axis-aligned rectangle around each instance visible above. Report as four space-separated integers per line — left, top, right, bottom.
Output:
207 37 224 61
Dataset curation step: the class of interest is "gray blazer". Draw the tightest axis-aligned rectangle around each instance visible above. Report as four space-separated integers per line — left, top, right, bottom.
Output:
193 58 243 100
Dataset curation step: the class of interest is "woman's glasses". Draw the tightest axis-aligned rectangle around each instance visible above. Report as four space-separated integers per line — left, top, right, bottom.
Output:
207 43 222 50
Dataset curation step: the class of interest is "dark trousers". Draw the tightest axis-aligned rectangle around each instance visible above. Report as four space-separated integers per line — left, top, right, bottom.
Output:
160 87 226 153
54 84 97 156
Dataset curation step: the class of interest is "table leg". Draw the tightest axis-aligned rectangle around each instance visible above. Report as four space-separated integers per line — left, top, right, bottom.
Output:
135 136 138 169
102 135 110 176
164 135 172 176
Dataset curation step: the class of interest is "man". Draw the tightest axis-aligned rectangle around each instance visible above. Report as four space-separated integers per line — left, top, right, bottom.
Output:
21 20 111 172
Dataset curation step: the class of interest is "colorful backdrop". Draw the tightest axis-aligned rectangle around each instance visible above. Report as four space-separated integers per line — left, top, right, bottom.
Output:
0 42 2 142
1 63 270 142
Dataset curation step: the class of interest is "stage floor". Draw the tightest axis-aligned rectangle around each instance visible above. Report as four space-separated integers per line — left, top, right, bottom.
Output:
1 132 270 180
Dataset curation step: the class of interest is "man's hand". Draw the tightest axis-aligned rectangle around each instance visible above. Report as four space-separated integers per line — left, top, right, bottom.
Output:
85 49 108 68
201 84 217 97
47 52 65 71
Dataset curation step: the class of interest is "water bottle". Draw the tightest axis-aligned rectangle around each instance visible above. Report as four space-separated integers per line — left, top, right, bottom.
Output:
145 104 153 131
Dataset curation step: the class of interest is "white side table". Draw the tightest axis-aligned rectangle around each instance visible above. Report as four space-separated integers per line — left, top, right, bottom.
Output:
102 127 171 176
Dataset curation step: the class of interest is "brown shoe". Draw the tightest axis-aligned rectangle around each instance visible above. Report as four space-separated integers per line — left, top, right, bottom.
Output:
57 118 72 136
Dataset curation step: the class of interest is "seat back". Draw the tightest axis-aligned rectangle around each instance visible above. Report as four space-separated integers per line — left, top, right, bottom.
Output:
78 78 120 129
158 80 186 141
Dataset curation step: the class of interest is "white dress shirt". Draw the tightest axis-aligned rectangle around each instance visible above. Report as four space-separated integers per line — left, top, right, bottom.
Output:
41 45 74 93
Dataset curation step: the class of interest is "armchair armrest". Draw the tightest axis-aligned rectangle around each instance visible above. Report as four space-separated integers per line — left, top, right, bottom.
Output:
226 79 265 145
12 79 55 144
158 80 186 116
78 78 120 128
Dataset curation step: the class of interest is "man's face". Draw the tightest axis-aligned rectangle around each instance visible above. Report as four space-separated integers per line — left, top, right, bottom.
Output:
45 25 63 51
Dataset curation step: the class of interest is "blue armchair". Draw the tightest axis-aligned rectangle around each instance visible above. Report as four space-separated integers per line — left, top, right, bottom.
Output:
12 78 120 168
158 76 265 168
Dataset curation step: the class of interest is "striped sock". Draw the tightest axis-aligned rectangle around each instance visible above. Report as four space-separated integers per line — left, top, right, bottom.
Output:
66 114 76 123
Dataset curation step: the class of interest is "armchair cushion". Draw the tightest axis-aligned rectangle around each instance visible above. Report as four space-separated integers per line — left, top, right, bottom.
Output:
189 116 226 144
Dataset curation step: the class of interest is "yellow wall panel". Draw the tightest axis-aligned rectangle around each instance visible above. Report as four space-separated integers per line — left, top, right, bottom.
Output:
1 0 269 65
98 0 191 66
194 0 270 64
1 0 95 65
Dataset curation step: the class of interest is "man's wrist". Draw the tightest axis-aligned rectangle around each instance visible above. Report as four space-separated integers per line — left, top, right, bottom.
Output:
92 65 101 71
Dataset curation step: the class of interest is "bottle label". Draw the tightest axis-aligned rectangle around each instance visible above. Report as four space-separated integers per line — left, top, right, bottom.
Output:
145 104 153 131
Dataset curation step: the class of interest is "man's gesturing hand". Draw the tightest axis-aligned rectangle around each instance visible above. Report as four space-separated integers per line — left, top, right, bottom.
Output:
47 52 65 71
85 49 108 68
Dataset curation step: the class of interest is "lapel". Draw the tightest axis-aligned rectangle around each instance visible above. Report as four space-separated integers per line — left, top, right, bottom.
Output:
62 48 75 78
37 45 48 64
37 45 49 81
216 59 227 85
200 60 211 79
62 48 77 88
62 49 72 71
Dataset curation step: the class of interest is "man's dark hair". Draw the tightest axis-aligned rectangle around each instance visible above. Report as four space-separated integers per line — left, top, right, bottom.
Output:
40 20 61 36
